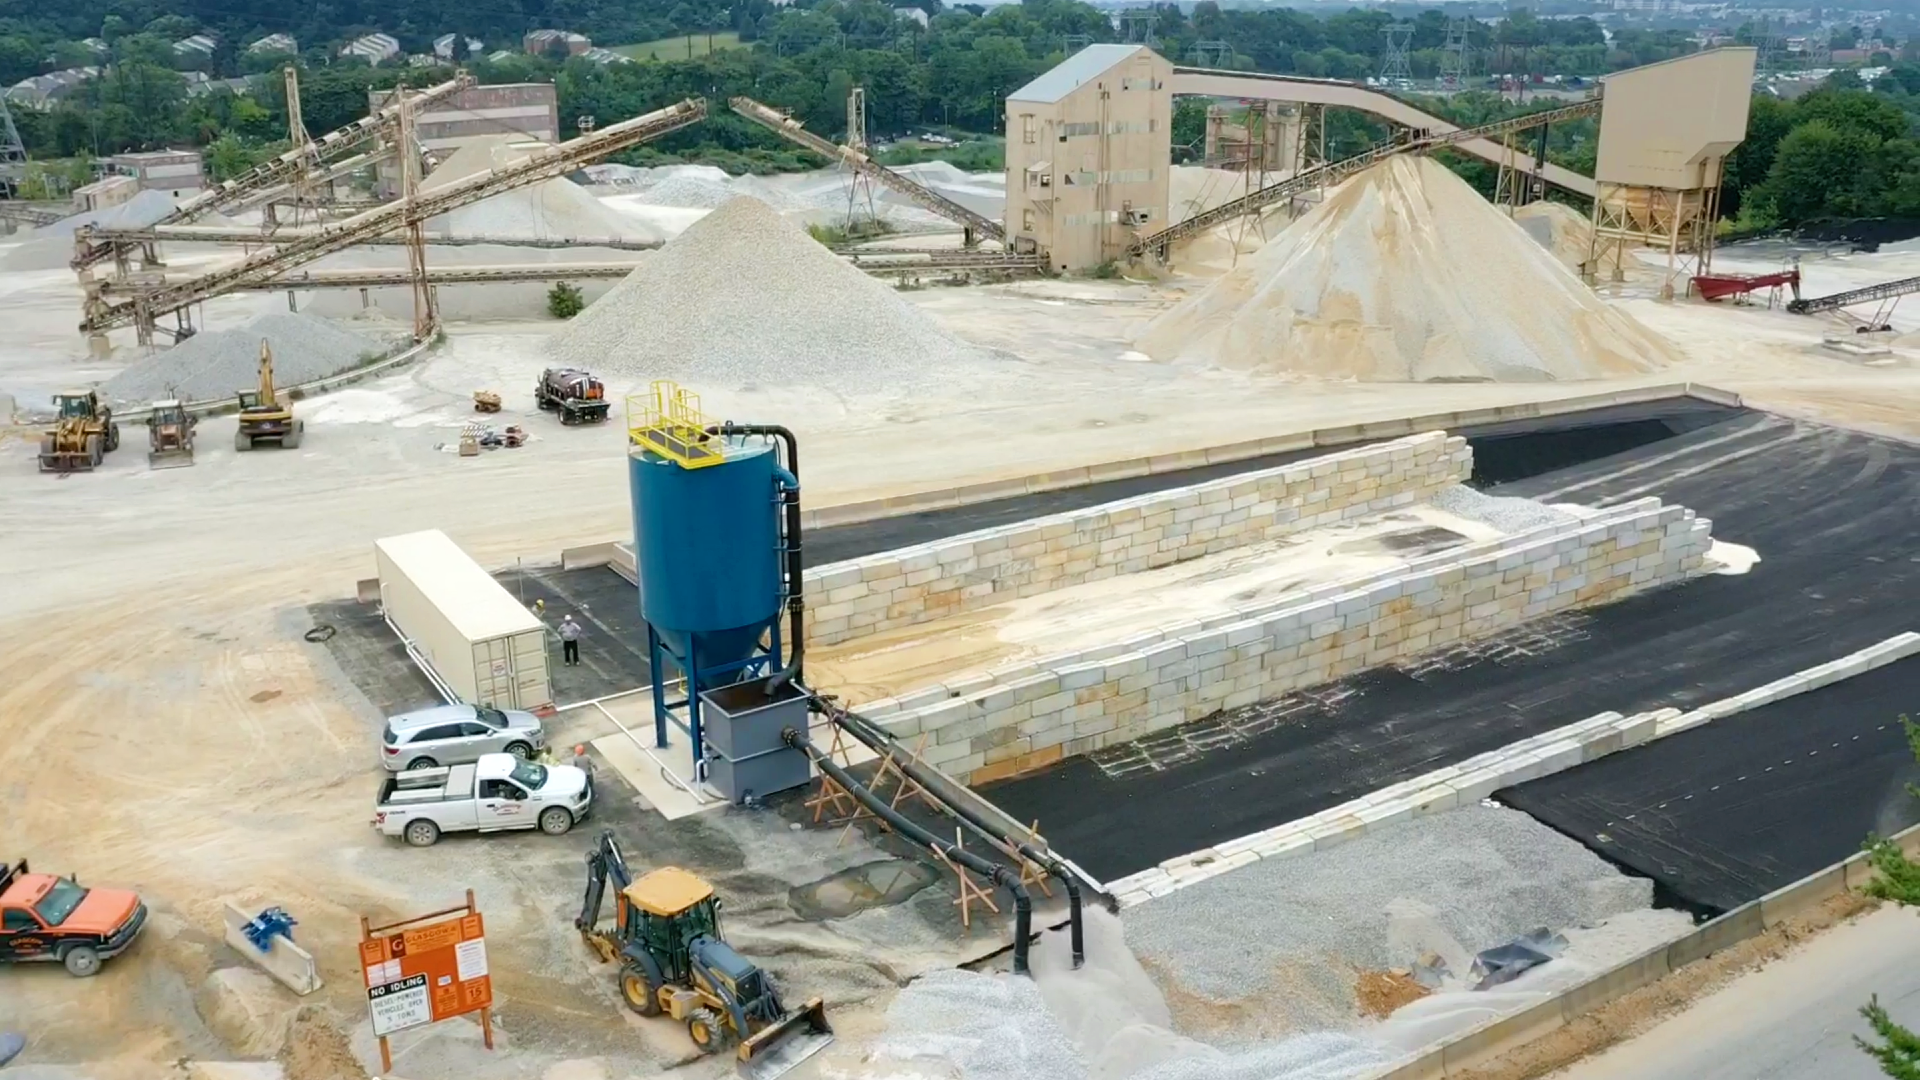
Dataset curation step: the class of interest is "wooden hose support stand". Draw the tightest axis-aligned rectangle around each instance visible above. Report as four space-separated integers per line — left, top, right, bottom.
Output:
935 830 1000 929
359 889 494 1073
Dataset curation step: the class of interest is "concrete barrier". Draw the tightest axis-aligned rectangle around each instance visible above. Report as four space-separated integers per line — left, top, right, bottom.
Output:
560 542 620 571
220 902 323 996
794 383 1742 533
1355 667 1920 1079
1110 633 1916 905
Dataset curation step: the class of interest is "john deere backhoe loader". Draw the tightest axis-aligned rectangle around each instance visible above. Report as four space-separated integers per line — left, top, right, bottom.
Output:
575 831 832 1080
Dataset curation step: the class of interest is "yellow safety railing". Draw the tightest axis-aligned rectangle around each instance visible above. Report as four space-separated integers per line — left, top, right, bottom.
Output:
626 381 725 469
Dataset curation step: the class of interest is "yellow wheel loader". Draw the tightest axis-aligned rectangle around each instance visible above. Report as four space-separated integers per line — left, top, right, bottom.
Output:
575 831 833 1080
38 390 119 473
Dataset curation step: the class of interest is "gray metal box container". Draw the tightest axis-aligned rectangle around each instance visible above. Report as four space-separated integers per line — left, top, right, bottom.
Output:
700 676 813 802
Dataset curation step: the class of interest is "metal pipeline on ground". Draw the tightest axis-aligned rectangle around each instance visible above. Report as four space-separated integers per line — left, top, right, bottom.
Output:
707 422 805 696
831 705 1085 968
785 728 1034 975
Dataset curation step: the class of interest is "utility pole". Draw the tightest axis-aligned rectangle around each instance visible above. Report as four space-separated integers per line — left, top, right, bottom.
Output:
396 84 437 341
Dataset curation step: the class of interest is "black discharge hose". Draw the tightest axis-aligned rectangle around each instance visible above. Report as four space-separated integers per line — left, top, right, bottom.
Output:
707 422 804 696
786 728 1034 976
834 706 1085 969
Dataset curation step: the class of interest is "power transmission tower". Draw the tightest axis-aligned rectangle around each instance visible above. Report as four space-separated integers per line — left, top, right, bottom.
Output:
843 85 879 233
0 96 26 200
1379 24 1413 85
1440 15 1473 90
1118 10 1158 47
1190 40 1232 68
1063 33 1093 54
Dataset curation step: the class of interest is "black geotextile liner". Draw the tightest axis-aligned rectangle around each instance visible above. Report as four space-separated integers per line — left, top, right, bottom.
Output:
1500 656 1920 915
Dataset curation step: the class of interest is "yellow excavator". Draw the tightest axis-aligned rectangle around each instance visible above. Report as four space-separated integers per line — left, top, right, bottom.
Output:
38 390 119 473
235 341 303 451
575 831 833 1080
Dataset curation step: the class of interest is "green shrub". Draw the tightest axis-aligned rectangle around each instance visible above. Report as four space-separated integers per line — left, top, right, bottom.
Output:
547 282 585 319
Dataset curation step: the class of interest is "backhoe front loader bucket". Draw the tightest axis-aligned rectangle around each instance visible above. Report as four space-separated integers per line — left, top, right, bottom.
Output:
735 997 833 1080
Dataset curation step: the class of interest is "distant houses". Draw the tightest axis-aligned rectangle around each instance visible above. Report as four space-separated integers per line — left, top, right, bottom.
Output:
524 29 591 56
5 67 98 110
247 33 298 57
339 33 402 63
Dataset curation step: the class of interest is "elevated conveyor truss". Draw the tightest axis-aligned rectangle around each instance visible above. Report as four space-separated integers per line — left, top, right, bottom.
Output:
80 98 709 340
71 73 475 272
1129 99 1599 258
1787 274 1920 315
728 96 1004 246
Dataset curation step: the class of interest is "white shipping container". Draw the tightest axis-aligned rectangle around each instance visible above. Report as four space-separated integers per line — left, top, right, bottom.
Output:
373 530 553 711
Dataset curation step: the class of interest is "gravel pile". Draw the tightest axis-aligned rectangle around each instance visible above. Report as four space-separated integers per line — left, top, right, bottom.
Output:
2 190 232 272
1122 804 1654 1035
101 311 403 404
548 196 998 391
878 914 1392 1080
877 968 1085 1080
1429 484 1578 534
635 174 747 209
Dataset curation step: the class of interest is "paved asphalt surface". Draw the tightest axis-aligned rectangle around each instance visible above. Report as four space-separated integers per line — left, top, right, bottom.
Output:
1549 903 1920 1080
983 412 1920 883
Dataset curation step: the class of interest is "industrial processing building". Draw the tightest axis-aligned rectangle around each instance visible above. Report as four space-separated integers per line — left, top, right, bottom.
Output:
1003 44 1173 272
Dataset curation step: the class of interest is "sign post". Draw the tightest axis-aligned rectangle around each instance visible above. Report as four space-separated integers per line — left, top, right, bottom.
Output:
358 889 494 1072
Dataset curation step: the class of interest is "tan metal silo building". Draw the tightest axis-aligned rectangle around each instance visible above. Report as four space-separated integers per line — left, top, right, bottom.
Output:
1584 47 1758 298
1004 45 1173 273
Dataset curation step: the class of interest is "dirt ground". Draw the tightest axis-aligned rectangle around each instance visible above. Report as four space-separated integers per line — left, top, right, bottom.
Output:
4 228 1920 1076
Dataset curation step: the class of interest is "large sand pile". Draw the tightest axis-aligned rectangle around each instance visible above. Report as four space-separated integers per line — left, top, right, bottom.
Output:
1136 156 1681 382
548 196 996 391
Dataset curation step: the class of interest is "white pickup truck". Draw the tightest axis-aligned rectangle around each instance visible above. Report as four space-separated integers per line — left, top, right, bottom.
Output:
374 753 592 847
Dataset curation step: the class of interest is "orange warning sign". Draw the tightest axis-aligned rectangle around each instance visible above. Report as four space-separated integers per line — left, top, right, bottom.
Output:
359 908 492 1023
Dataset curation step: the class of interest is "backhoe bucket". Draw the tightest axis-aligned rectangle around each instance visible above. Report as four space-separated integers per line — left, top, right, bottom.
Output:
736 997 833 1080
149 448 195 469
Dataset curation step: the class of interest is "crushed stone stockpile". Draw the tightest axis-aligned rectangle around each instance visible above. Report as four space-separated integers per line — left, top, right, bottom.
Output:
1137 156 1683 382
101 311 404 404
873 916 1392 1080
548 196 999 390
1122 803 1654 1038
1 190 234 273
424 136 660 243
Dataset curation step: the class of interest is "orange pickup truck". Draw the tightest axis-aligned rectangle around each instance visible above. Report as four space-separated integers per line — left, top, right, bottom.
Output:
0 859 147 976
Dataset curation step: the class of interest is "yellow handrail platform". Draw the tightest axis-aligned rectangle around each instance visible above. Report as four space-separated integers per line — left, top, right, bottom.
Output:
627 381 725 469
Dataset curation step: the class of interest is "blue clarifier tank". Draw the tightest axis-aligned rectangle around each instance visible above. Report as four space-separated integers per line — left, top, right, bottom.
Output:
629 441 782 671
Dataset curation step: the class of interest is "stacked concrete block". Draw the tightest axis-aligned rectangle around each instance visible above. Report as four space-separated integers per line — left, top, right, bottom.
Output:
800 432 1473 647
869 495 1714 785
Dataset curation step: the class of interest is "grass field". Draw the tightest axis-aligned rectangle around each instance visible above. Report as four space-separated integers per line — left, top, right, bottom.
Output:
611 31 743 60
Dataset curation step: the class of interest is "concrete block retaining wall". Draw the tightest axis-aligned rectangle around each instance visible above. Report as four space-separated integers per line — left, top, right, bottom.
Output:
799 431 1473 648
859 496 1715 784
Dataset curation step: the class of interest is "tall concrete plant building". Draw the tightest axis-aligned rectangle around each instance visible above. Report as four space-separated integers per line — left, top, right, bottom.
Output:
1004 44 1172 273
